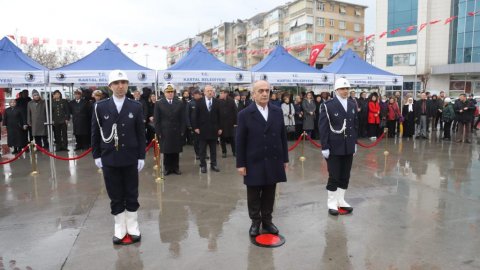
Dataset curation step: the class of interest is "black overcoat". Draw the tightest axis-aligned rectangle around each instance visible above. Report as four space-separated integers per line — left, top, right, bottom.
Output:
154 98 186 154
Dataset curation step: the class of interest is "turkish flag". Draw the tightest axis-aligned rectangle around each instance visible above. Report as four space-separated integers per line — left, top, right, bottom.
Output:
143 43 148 46
419 23 428 32
468 10 480 16
309 44 326 66
42 38 49 44
32 37 39 45
133 43 138 47
406 25 416 32
57 39 63 46
390 28 401 35
76 40 82 45
20 36 27 44
7 35 15 40
379 31 388 39
347 37 356 44
366 34 375 41
67 40 73 45
429 19 441 24
445 16 457 24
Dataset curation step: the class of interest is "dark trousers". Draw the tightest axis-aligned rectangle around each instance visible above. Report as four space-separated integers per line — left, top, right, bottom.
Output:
387 120 396 137
457 122 472 141
443 121 452 139
34 136 49 149
102 165 139 215
247 184 276 224
220 136 235 155
199 139 217 167
164 153 180 172
358 116 367 137
193 132 200 156
368 124 379 137
326 154 354 191
434 112 443 130
146 125 155 145
53 123 68 149
295 124 303 139
74 134 90 149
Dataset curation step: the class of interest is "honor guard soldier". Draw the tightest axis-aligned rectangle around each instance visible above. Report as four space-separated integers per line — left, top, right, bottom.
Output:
318 78 358 216
91 70 146 244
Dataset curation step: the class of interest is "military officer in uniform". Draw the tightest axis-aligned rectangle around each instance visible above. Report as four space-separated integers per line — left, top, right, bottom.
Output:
91 70 146 244
318 78 358 216
154 83 186 175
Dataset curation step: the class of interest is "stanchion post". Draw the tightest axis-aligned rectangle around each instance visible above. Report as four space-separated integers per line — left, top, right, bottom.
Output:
154 135 163 183
299 131 306 162
30 141 38 175
383 128 389 173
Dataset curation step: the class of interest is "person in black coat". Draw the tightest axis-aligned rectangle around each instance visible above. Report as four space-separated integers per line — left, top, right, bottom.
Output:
91 70 146 245
192 85 223 173
15 89 32 141
154 84 186 175
454 93 476 143
69 89 92 150
186 90 203 159
402 97 415 138
236 80 289 237
357 92 368 138
4 99 28 154
218 89 237 158
319 78 358 216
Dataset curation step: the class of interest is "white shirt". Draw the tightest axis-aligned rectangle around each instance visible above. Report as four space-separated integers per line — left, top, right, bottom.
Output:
256 103 269 121
338 96 348 112
113 95 126 113
205 97 212 110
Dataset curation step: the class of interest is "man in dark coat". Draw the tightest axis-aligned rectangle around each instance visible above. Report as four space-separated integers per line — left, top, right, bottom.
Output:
319 78 358 216
414 92 430 139
357 92 368 138
91 70 146 245
15 89 32 141
154 83 186 175
454 93 476 143
186 89 203 159
27 90 49 149
236 80 289 237
218 89 237 158
69 89 91 150
3 99 28 154
192 85 223 173
52 90 70 151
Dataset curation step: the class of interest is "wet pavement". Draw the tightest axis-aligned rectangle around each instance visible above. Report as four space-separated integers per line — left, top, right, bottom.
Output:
1 134 480 270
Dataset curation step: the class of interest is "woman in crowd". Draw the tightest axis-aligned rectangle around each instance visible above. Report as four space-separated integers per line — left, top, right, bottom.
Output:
293 95 304 139
145 93 157 144
386 96 401 138
368 93 381 140
3 99 28 154
302 91 316 138
441 97 455 141
402 97 415 138
281 95 295 140
312 94 323 139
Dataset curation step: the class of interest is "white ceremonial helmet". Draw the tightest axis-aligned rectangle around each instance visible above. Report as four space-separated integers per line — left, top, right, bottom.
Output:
108 70 129 85
334 78 351 90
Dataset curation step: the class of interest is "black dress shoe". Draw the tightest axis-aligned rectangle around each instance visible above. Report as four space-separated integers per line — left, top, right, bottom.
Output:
205 156 210 160
339 207 353 215
164 170 171 176
173 169 182 175
201 167 207 173
129 234 141 243
210 165 220 172
249 222 261 237
262 223 279 234
195 156 200 160
222 153 227 158
112 236 123 245
328 209 339 216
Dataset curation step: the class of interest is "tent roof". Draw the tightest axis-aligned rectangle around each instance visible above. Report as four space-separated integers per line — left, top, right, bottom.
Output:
322 49 398 76
251 45 325 73
167 42 245 71
0 37 47 71
55 38 151 71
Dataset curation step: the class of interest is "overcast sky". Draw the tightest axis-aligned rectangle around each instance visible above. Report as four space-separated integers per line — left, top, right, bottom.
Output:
1 0 376 69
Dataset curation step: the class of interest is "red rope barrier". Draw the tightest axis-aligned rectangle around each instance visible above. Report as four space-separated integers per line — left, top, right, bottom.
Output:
305 135 322 148
288 134 304 152
35 145 92 161
0 145 30 165
145 139 155 152
357 133 386 148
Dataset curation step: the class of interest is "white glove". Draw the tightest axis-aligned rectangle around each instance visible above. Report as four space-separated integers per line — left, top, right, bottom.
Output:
94 158 103 168
354 144 358 156
137 159 145 172
322 149 330 159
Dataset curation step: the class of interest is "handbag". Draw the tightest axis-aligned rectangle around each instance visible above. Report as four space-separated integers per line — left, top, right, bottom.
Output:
286 103 295 133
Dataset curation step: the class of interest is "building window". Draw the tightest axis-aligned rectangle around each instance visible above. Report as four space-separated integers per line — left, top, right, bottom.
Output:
339 21 346 30
317 33 325 42
339 6 346 14
386 53 416 66
317 2 325 11
355 9 362 16
330 3 335 12
318 17 325 27
329 34 334 41
354 23 361 32
387 0 418 37
330 19 335 27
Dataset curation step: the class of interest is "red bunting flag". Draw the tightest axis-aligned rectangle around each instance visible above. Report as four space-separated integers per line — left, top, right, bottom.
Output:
143 43 148 46
390 28 401 35
32 37 39 45
347 37 356 44
430 19 441 25
154 45 159 48
42 38 49 44
20 36 27 44
76 40 82 45
67 40 73 45
366 34 375 40
133 44 138 47
56 39 63 46
357 36 364 42
379 31 388 39
95 41 101 43
309 44 326 66
123 43 129 46
87 41 92 44
468 10 480 16
419 23 428 32
406 25 416 32
7 35 15 40
445 16 457 24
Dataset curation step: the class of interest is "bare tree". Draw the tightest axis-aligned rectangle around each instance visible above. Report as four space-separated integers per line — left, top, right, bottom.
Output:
420 73 430 91
365 39 375 64
22 44 81 69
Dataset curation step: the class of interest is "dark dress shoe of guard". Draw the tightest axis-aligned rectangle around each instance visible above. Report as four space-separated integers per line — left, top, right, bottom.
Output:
249 222 261 237
112 236 123 245
262 222 279 234
129 234 141 243
11 150 19 155
164 170 171 176
222 152 227 158
328 209 339 216
339 207 353 215
210 165 220 172
173 169 182 175
201 167 207 173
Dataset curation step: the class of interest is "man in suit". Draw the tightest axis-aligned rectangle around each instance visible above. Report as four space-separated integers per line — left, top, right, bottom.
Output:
193 85 222 173
414 92 430 139
91 70 146 245
218 89 237 158
319 78 358 216
69 89 91 150
154 83 186 175
236 80 289 237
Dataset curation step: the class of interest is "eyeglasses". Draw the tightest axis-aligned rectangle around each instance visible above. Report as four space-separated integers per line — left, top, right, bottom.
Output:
111 80 128 85
257 88 270 94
